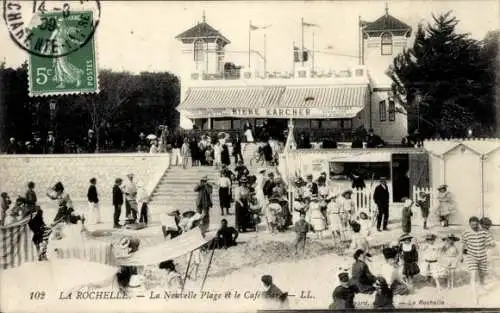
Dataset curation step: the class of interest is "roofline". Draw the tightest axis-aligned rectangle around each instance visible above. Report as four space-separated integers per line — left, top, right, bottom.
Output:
175 35 231 44
184 83 370 89
442 143 482 156
482 145 500 156
363 28 412 33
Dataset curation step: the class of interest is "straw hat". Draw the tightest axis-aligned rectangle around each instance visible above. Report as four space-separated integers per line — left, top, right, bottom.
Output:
166 207 180 216
358 210 370 220
399 233 413 242
438 184 447 191
182 210 196 218
425 233 437 241
341 190 353 197
442 234 460 242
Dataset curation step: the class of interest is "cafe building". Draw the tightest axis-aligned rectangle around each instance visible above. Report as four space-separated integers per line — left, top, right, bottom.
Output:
176 8 413 144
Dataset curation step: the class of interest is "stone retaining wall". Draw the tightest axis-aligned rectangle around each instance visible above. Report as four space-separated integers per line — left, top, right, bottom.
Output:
0 153 170 202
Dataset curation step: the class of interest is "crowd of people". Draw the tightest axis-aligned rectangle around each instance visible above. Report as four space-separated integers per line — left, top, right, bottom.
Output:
329 215 497 309
0 171 154 260
4 122 421 155
2 121 498 310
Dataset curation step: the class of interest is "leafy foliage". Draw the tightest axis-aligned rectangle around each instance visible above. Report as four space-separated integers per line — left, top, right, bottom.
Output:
388 11 498 138
0 66 180 151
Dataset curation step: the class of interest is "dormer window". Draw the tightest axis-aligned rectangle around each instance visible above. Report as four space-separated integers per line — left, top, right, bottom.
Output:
381 33 393 55
194 39 205 62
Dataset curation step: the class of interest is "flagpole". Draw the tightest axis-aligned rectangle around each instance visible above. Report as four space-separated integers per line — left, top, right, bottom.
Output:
248 20 251 68
301 17 305 66
292 41 296 73
312 32 315 72
358 16 362 65
264 33 267 74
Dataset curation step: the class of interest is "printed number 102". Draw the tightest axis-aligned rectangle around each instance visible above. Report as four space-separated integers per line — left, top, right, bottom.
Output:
30 291 46 300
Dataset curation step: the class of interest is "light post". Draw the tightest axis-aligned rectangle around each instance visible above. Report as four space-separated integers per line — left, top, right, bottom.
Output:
414 92 422 131
49 99 57 133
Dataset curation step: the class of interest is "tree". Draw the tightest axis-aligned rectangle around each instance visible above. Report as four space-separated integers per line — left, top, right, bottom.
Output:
480 30 500 136
85 70 142 151
388 12 496 138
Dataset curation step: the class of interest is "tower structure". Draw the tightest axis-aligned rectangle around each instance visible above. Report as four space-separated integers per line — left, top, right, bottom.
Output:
175 12 231 76
360 3 413 142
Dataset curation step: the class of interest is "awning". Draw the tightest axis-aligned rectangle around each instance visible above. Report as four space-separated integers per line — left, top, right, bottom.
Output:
178 85 369 119
279 85 368 118
114 230 209 267
328 151 392 163
179 86 284 110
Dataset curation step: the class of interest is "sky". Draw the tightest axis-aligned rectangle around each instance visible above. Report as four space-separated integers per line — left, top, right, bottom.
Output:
1 0 499 76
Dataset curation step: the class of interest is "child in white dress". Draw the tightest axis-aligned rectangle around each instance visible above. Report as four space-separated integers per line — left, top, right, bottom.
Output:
420 233 445 291
439 234 460 288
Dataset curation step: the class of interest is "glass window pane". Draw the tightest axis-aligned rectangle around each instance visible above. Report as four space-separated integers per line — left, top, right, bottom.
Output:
232 119 242 129
388 100 396 121
213 119 231 130
379 100 387 121
295 120 310 128
321 119 340 128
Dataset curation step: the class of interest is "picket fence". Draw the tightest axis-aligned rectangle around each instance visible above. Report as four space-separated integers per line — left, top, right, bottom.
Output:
288 185 433 215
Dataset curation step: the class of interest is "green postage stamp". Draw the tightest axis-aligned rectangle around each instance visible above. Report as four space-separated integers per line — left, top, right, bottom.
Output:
28 11 98 97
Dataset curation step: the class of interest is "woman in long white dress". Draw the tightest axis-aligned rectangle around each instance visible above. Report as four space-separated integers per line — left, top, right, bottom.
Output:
309 195 326 238
339 190 356 241
327 195 345 247
318 177 330 221
213 142 222 169
256 169 267 209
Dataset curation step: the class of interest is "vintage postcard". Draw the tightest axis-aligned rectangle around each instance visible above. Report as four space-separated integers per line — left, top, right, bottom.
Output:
1 0 500 312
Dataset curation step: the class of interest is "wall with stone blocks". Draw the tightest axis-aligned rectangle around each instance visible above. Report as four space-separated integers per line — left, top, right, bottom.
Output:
0 154 170 203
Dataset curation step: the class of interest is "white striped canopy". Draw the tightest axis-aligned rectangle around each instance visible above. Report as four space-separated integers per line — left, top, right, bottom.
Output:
0 217 37 270
114 229 209 267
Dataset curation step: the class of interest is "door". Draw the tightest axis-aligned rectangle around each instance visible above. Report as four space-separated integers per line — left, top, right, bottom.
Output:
444 146 482 225
484 150 500 224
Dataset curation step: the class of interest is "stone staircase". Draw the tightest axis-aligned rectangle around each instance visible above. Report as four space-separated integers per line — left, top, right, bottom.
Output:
150 166 222 212
148 143 275 228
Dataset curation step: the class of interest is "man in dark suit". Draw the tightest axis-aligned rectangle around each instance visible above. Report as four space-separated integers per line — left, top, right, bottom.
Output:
87 177 101 224
373 177 390 231
112 178 124 228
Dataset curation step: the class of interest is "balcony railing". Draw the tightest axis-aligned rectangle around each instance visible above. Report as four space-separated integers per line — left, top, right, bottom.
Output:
189 67 367 81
